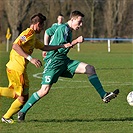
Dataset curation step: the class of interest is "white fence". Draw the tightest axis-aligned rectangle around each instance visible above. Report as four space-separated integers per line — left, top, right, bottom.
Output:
77 38 133 52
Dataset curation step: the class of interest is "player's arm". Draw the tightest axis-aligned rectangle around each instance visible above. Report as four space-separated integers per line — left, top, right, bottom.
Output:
41 36 84 51
42 25 57 58
44 31 51 46
12 44 42 68
42 31 51 58
12 44 29 59
44 26 56 45
41 43 72 51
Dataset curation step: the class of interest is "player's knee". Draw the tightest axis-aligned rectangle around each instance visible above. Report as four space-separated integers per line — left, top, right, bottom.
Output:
18 95 29 104
86 65 96 76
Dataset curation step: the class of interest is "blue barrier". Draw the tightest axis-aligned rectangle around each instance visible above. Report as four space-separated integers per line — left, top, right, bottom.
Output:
84 38 133 41
77 38 133 52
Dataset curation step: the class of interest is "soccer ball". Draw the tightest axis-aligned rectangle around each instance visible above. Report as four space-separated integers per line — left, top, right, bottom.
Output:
127 91 133 106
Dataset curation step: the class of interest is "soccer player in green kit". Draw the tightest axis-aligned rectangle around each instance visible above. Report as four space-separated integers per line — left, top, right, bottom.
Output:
18 10 119 121
42 14 64 58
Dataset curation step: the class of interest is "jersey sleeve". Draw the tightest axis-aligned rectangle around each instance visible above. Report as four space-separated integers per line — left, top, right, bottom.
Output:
13 28 34 46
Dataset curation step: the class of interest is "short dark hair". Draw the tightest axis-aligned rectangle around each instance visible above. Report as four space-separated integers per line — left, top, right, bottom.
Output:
58 13 64 17
31 13 46 25
70 10 84 19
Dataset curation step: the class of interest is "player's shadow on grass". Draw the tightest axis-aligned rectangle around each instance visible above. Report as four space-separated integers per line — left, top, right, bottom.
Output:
29 117 133 123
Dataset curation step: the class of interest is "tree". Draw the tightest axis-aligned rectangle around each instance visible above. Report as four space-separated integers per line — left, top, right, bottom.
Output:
120 0 133 38
84 0 99 38
104 0 128 37
4 0 33 41
0 0 7 43
0 0 132 42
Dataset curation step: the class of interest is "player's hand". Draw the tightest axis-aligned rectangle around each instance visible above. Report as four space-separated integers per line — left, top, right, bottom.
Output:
42 51 47 58
63 43 72 48
70 36 84 48
76 36 84 43
30 58 42 68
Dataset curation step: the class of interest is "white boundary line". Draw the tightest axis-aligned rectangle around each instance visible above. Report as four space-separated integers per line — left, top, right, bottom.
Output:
33 73 87 82
31 83 132 90
32 73 133 87
33 73 43 79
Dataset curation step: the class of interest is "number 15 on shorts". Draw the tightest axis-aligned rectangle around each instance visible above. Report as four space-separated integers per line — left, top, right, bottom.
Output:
45 76 51 83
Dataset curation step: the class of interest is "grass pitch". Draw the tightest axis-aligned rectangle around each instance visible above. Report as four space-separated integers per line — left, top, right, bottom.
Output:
0 42 133 133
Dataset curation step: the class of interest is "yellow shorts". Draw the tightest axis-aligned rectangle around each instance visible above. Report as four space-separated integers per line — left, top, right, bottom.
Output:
7 68 29 96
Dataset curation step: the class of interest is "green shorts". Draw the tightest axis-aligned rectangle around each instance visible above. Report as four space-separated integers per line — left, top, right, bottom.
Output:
41 58 80 85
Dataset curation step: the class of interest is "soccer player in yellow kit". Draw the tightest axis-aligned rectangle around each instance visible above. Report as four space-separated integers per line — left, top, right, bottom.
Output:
0 13 73 123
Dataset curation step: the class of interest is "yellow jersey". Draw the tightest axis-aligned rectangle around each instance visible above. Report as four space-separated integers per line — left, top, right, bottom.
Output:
6 28 44 73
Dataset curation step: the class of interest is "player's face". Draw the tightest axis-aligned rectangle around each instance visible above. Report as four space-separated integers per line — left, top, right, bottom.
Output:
57 16 64 24
36 22 44 33
72 16 83 30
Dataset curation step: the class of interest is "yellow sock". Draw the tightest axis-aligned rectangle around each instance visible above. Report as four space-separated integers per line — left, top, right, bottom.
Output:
0 87 15 98
3 98 23 119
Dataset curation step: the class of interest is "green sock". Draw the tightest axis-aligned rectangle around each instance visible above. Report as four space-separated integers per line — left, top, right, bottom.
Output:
88 74 106 98
20 92 40 113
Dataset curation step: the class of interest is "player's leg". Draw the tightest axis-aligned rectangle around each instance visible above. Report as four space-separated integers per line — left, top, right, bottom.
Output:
64 59 105 97
18 65 61 121
75 62 119 102
2 70 29 123
75 62 106 97
0 68 16 98
18 84 52 121
0 87 15 98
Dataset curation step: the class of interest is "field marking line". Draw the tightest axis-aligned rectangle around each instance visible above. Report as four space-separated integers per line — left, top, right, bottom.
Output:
32 73 133 88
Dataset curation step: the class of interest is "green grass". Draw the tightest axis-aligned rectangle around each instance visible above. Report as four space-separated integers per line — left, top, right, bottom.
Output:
0 42 133 133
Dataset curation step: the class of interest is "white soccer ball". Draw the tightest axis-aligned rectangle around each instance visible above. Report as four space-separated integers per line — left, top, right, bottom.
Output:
127 91 133 106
